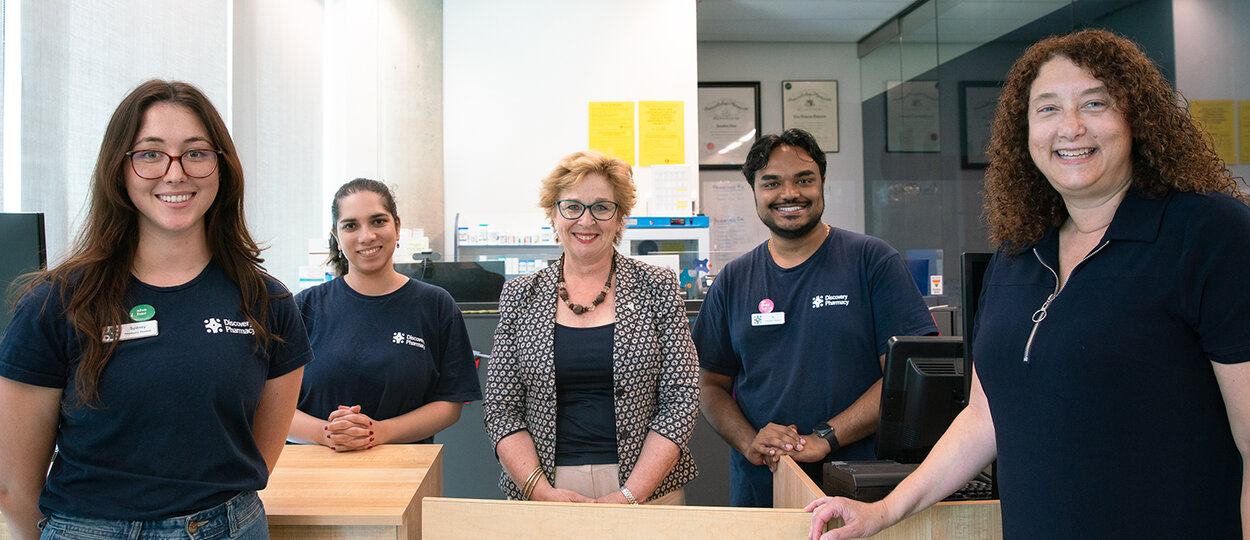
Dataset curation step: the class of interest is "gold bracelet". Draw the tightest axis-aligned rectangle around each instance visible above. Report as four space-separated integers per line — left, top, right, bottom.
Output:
521 467 539 500
521 465 544 500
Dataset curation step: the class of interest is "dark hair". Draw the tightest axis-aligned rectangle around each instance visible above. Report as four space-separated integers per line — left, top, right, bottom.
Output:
23 79 281 407
984 28 1246 252
742 128 827 187
327 178 400 276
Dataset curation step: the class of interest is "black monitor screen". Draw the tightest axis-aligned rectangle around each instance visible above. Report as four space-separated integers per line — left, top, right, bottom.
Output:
394 260 506 303
1 213 48 332
876 335 964 463
960 252 991 400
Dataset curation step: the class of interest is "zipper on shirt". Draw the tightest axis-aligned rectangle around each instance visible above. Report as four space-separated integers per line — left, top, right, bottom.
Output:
1021 240 1110 364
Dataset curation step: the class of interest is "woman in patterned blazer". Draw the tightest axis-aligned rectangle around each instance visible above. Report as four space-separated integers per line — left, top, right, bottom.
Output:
483 150 700 505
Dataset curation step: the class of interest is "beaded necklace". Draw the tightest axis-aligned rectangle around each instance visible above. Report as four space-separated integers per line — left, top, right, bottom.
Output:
556 254 616 315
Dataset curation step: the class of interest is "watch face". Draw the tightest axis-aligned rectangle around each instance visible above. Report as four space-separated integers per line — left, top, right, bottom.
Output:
814 423 833 437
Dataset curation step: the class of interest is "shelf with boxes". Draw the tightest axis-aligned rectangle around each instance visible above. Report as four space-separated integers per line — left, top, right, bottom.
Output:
454 213 564 278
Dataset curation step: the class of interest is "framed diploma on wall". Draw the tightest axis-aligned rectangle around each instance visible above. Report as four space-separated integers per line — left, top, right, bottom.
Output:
960 81 1003 168
697 82 760 169
886 80 941 153
782 80 838 152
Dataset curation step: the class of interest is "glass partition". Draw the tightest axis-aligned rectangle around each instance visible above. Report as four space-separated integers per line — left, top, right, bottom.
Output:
859 0 1174 314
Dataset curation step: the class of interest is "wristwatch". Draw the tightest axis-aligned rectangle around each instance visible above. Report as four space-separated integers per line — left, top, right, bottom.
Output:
812 422 840 459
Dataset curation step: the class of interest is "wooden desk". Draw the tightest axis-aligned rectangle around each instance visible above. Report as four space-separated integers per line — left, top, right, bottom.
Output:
262 444 443 540
422 457 999 539
774 456 1002 539
0 445 441 540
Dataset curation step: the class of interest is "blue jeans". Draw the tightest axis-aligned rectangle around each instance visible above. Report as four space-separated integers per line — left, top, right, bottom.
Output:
40 491 268 540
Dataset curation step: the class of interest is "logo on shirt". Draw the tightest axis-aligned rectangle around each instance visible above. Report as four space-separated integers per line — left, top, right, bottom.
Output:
811 294 850 309
392 331 426 349
203 317 254 335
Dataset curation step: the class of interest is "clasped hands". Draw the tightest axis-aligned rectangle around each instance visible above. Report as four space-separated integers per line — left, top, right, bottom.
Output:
322 404 379 451
746 422 831 471
526 484 638 505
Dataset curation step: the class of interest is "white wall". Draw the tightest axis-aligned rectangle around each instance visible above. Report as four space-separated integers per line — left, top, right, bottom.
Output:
442 0 699 256
696 41 865 268
233 0 323 288
1174 0 1250 184
323 0 444 256
12 0 229 265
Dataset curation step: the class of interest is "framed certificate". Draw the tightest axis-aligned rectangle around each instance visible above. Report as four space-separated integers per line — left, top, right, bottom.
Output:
886 80 940 153
960 81 1003 168
698 82 760 169
782 80 838 152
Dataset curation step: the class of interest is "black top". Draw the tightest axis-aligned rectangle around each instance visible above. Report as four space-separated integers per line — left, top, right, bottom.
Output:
0 262 312 520
975 190 1249 538
553 322 618 465
294 278 482 444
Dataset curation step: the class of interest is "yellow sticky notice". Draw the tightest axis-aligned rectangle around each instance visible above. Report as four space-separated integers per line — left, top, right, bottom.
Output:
639 101 684 166
1239 101 1250 164
589 102 635 165
1191 100 1236 164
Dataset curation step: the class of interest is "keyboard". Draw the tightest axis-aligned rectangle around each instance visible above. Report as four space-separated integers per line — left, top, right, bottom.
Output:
823 461 996 502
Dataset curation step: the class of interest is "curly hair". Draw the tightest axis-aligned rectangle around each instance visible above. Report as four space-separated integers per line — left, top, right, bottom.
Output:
538 150 637 245
983 29 1245 252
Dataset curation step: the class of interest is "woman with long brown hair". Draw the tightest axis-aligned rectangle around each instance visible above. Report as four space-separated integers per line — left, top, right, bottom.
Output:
0 80 310 539
808 29 1249 539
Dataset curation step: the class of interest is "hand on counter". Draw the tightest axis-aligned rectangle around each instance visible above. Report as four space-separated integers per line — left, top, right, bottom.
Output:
324 405 376 451
528 482 596 503
748 423 806 471
594 490 631 505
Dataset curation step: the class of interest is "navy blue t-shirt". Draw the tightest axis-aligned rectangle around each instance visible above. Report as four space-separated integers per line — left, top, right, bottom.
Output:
974 190 1249 539
693 228 937 507
294 277 481 443
0 262 311 520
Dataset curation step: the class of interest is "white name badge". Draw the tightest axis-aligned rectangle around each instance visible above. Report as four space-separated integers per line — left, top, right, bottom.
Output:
751 312 785 326
102 320 159 343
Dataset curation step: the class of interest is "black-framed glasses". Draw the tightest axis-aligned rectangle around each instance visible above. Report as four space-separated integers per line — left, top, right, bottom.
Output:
557 200 618 221
125 149 223 179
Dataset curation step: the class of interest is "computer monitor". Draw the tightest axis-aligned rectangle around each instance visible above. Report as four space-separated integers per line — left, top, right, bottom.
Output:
394 260 506 303
1 213 48 331
960 252 992 400
876 335 965 463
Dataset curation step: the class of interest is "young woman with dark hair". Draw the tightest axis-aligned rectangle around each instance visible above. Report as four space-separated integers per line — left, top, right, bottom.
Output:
286 178 481 451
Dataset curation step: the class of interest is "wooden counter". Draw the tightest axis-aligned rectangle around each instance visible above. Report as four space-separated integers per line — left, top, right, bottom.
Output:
774 456 1002 539
422 455 998 539
262 444 443 540
0 444 441 540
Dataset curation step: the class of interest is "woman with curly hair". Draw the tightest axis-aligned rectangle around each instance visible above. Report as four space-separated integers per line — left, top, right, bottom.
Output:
808 29 1249 539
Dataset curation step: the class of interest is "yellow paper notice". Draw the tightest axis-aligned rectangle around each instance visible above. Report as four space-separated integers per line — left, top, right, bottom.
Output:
1239 101 1250 164
639 101 684 166
1191 100 1236 164
589 102 635 165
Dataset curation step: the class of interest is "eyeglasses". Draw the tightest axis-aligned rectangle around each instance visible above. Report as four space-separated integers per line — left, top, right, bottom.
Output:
125 149 223 179
557 200 618 221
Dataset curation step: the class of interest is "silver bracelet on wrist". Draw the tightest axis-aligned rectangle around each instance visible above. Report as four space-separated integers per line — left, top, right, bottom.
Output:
620 485 639 505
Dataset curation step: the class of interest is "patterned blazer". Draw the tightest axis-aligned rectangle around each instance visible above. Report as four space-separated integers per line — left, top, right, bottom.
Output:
483 252 700 500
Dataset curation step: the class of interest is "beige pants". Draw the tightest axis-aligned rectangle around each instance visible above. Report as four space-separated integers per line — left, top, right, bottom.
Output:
554 463 686 505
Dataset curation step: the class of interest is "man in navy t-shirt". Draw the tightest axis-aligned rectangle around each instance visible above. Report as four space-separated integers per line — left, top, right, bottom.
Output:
693 128 936 507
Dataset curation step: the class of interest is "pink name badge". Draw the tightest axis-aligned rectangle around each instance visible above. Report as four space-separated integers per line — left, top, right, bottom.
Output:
758 299 774 314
